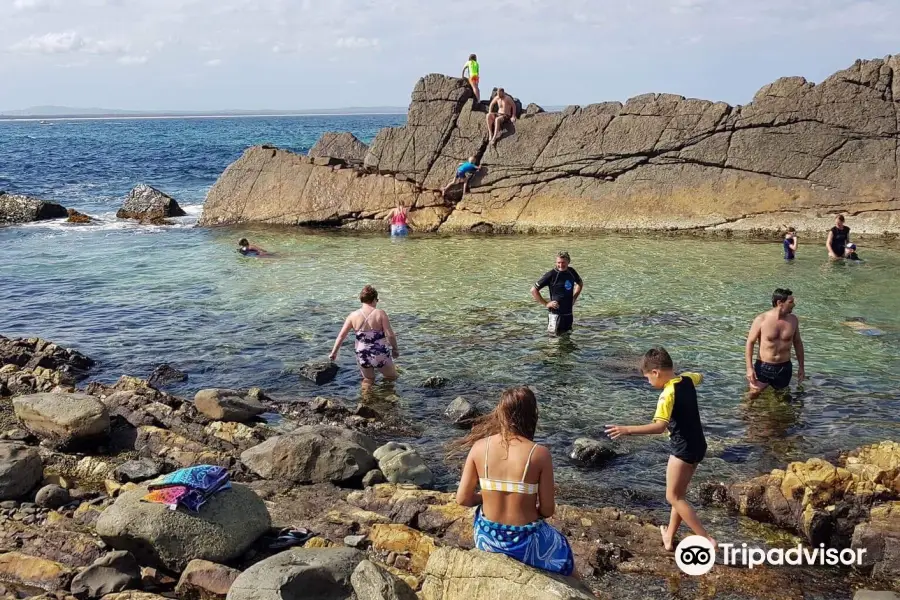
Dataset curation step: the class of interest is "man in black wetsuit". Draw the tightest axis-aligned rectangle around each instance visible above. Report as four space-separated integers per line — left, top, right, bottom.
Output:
826 215 850 259
531 251 583 335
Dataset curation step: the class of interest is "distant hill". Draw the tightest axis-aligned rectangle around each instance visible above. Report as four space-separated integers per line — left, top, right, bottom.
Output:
0 106 409 119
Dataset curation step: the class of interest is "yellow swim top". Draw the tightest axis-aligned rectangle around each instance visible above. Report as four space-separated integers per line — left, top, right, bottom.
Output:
465 59 479 77
478 437 539 495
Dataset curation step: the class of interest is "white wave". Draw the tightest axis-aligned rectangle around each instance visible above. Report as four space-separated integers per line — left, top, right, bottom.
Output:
17 204 204 236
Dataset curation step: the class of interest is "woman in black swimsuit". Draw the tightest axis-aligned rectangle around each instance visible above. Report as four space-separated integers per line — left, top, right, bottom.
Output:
826 215 850 259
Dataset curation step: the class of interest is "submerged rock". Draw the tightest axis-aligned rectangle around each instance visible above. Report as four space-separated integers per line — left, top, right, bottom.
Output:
569 437 618 466
444 397 480 428
66 208 94 224
116 184 186 222
0 192 67 224
299 361 339 385
147 364 188 387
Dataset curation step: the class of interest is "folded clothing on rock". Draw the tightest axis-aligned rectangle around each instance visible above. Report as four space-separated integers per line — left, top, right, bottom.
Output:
142 464 231 512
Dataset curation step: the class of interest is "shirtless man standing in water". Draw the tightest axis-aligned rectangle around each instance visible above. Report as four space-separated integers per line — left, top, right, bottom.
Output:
745 288 805 398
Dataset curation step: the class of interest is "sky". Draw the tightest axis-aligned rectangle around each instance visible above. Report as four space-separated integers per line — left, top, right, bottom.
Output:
1 0 899 111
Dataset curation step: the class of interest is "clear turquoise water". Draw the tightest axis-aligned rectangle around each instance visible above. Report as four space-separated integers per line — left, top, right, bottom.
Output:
1 116 899 519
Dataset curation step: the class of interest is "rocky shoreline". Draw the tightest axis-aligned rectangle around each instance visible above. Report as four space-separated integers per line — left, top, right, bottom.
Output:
200 53 900 236
1 334 898 600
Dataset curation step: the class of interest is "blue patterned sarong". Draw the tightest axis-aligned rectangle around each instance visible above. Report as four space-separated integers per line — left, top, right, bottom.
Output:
143 465 231 512
474 506 575 576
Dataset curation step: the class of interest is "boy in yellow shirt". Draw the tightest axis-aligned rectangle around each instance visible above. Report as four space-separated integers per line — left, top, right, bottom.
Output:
605 347 715 552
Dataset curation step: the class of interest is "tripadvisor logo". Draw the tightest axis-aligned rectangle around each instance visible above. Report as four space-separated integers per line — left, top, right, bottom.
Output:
674 536 868 576
675 536 716 576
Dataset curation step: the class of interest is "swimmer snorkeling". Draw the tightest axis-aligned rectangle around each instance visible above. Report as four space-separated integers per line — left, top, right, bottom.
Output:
238 238 269 257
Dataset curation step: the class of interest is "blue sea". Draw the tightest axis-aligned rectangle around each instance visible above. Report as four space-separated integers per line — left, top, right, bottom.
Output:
2 115 900 526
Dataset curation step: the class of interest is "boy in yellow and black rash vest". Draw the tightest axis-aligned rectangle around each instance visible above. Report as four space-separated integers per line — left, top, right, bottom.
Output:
605 347 715 552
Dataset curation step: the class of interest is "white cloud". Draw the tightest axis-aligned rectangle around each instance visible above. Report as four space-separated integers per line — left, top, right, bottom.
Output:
10 31 127 55
13 0 55 11
117 55 148 65
335 36 379 49
272 42 303 54
205 58 222 67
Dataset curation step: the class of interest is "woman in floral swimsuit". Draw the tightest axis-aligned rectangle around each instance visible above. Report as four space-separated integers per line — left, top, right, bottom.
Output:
329 285 400 387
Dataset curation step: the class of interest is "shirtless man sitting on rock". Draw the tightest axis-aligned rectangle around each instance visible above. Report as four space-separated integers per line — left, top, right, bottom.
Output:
745 288 805 398
486 88 517 146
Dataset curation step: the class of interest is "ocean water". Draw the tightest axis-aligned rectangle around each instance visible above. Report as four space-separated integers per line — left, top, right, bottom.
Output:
2 115 900 526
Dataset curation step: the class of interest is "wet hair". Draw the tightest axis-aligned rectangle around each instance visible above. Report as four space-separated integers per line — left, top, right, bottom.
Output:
557 251 571 262
359 285 379 304
772 288 793 307
498 87 505 95
447 387 538 457
238 238 249 247
640 347 674 373
836 214 845 223
469 53 477 61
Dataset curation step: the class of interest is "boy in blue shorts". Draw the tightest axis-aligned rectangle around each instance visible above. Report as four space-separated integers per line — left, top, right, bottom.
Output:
605 347 715 552
441 156 480 199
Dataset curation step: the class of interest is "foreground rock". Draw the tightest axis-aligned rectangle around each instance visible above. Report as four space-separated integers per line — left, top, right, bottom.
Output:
308 133 369 165
95 484 270 571
0 551 74 591
116 184 186 222
0 335 94 380
241 426 376 484
13 392 110 446
704 440 900 548
202 55 900 234
0 442 43 500
69 551 140 598
350 560 416 600
0 192 67 224
176 559 241 600
226 547 364 600
194 389 265 422
374 443 434 487
852 501 900 580
420 547 593 600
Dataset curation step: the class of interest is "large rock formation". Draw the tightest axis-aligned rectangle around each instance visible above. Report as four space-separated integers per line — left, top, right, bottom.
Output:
202 54 900 234
0 192 67 224
308 132 369 165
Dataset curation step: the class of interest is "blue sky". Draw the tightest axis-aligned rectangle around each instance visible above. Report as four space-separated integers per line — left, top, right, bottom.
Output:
1 0 899 111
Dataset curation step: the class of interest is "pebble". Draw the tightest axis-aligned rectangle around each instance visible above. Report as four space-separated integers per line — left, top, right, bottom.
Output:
344 535 367 548
0 501 17 510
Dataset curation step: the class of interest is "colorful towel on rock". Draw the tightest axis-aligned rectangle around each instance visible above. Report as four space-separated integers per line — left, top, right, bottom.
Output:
142 465 231 511
473 505 575 576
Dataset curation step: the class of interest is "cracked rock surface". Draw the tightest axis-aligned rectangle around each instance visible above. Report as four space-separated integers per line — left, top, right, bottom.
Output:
201 55 900 234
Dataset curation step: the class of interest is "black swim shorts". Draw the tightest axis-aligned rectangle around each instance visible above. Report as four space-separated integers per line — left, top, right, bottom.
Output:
754 360 793 390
